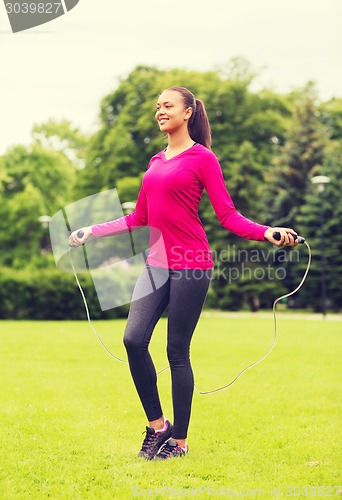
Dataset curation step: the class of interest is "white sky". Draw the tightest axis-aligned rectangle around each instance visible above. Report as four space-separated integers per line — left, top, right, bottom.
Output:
1 0 341 154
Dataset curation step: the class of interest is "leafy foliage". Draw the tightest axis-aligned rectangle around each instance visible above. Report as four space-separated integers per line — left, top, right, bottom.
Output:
262 96 328 229
296 141 342 311
0 267 129 319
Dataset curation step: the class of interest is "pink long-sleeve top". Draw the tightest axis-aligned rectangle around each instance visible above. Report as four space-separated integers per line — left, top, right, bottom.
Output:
91 143 269 270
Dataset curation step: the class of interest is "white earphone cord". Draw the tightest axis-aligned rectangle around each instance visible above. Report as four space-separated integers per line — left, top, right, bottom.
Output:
69 241 311 394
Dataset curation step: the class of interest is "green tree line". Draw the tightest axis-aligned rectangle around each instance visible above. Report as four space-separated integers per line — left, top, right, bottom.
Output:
1 60 341 316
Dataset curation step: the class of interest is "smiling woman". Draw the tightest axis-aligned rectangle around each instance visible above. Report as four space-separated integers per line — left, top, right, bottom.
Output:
68 86 299 462
156 86 212 155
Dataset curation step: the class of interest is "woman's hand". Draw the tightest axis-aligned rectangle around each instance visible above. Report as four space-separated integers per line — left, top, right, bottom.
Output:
264 227 298 247
68 226 93 248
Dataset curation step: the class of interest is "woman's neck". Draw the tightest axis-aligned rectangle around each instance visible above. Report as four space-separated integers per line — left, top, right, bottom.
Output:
167 130 194 151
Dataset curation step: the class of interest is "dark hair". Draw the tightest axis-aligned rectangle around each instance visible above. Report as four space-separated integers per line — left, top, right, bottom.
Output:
166 86 212 149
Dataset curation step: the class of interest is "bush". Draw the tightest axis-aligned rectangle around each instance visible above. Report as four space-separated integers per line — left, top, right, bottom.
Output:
0 267 129 320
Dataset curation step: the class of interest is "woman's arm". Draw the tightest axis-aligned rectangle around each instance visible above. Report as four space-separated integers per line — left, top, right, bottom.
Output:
200 154 297 246
68 184 148 248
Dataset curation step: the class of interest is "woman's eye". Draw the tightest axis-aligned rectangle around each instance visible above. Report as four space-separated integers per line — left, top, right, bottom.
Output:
156 105 172 112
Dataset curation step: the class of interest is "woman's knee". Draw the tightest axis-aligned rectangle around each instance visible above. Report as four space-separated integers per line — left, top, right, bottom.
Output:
166 341 190 365
123 328 146 354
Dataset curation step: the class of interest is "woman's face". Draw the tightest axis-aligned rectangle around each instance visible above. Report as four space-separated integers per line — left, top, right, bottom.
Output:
155 90 193 134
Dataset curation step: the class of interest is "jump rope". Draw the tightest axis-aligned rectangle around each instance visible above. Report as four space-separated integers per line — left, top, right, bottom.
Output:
69 230 311 395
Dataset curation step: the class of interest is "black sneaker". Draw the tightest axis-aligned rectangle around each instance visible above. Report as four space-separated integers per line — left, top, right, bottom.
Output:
155 438 189 460
138 420 173 460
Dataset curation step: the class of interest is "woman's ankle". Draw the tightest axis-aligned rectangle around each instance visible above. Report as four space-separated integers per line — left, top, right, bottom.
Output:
149 416 166 431
173 438 187 449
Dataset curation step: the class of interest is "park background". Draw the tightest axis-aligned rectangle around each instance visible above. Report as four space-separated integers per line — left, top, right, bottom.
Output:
1 0 342 319
0 1 341 498
1 64 342 317
1 0 342 318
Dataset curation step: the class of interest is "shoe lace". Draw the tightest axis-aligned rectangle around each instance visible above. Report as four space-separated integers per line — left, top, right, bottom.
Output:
141 429 158 452
158 441 177 459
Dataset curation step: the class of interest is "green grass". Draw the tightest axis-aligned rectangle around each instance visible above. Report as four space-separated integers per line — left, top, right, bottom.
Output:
0 316 341 499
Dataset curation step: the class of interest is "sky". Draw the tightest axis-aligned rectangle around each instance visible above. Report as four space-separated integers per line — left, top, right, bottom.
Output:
1 0 341 154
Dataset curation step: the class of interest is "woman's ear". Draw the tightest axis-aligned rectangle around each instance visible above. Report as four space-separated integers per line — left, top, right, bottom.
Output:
184 107 193 121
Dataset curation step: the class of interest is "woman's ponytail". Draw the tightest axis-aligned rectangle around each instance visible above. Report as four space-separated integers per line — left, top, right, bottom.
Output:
189 99 212 150
166 86 212 150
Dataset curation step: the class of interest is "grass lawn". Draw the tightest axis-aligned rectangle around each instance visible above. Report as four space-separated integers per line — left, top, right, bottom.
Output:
0 316 341 498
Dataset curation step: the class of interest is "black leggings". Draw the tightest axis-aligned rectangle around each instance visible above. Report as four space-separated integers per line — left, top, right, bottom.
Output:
123 265 213 439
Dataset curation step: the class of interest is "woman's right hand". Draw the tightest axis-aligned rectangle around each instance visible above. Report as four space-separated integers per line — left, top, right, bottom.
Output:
68 226 93 247
264 227 298 247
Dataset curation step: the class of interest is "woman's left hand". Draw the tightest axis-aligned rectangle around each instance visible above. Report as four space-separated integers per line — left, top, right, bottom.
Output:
264 227 298 247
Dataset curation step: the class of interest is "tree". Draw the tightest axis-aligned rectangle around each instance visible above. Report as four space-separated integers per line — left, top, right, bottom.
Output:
0 141 77 268
32 119 88 170
319 97 342 144
262 95 328 229
296 141 342 311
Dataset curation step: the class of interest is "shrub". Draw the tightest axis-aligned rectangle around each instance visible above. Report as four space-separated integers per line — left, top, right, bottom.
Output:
0 267 129 320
